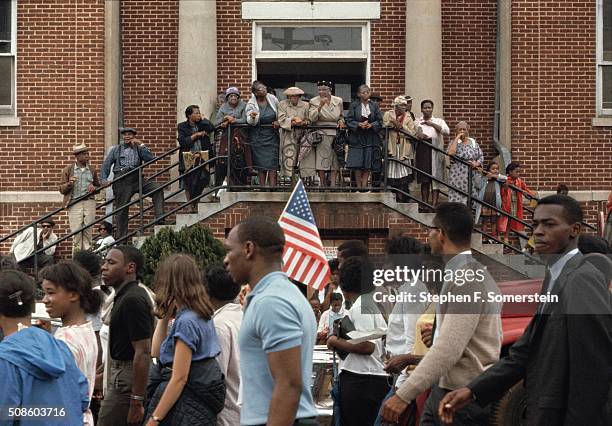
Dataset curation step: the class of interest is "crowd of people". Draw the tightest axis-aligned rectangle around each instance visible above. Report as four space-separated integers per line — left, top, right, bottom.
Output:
6 79 612 269
0 195 610 425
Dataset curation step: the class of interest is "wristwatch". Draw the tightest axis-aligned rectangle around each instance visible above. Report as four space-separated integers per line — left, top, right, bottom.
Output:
151 415 162 424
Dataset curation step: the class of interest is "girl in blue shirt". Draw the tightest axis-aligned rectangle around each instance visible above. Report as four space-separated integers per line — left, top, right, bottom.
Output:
145 254 225 426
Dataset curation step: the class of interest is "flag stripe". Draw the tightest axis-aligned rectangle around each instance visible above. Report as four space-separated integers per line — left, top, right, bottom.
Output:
293 255 311 283
303 259 324 289
279 217 323 246
283 234 327 260
285 250 302 277
280 214 323 239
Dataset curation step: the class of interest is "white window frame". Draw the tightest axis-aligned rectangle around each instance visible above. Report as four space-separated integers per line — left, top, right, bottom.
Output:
0 0 17 118
596 0 612 116
252 21 371 86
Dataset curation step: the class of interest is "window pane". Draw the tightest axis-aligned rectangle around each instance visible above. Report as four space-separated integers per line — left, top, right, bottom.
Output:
605 0 612 61
261 27 362 51
603 66 612 109
0 56 12 106
0 0 11 41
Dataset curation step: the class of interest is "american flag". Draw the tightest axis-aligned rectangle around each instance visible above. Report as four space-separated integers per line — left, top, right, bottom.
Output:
279 181 331 291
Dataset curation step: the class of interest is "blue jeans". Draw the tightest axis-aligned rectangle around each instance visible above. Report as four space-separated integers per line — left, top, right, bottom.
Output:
374 386 397 426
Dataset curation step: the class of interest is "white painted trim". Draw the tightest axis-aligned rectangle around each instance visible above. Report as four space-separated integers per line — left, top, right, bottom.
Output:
596 0 612 115
242 2 380 21
1 190 609 204
0 0 17 115
592 116 612 126
0 192 63 203
0 115 20 126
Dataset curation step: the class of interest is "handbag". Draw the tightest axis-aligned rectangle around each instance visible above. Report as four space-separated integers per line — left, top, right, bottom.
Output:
335 315 355 360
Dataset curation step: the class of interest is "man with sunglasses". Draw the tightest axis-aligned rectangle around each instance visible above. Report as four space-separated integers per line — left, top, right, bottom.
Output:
9 219 58 271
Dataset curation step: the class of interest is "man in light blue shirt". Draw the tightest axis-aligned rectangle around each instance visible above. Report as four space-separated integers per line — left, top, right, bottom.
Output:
224 216 318 426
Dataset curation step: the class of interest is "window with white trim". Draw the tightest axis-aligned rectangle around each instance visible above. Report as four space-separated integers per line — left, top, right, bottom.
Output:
0 0 16 116
597 0 612 115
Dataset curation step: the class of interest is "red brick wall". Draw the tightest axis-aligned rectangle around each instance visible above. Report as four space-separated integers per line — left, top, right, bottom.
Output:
198 201 430 254
510 0 612 190
0 0 105 190
441 0 498 160
121 0 179 166
370 0 406 111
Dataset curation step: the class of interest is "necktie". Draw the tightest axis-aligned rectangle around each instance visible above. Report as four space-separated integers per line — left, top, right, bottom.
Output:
536 268 552 315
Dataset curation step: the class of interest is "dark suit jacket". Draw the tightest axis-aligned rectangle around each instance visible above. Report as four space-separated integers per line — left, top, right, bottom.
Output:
177 119 215 172
468 253 612 425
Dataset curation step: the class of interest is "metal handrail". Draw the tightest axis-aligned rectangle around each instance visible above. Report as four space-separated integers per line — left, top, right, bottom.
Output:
5 121 598 275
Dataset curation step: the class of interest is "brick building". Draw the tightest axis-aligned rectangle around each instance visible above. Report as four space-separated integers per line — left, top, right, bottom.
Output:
0 0 610 257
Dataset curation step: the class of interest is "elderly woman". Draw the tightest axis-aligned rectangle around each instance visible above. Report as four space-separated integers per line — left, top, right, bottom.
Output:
246 80 280 187
307 81 345 187
277 87 310 183
383 96 419 202
447 121 483 205
345 84 383 189
214 86 247 186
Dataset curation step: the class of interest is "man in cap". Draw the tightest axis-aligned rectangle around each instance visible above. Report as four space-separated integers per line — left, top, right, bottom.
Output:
59 143 101 254
101 127 165 240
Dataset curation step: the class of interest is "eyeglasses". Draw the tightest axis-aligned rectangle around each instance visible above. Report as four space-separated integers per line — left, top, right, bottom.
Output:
41 225 52 228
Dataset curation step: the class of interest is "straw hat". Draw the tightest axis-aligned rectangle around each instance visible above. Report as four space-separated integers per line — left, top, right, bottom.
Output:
284 87 304 96
72 143 89 155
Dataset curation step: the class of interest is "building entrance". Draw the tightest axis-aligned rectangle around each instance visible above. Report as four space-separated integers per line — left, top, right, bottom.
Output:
257 60 366 108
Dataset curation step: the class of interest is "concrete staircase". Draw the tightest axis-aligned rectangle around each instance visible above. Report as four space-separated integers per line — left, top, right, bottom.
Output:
134 190 544 279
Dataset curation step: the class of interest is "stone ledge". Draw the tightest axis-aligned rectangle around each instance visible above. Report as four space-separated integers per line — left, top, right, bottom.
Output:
0 115 20 127
591 117 612 127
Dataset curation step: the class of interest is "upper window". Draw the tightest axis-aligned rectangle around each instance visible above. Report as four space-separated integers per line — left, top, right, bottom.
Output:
254 22 369 60
597 0 612 115
0 0 16 115
261 27 362 51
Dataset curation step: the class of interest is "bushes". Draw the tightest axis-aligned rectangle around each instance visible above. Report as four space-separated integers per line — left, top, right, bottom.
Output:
139 224 225 287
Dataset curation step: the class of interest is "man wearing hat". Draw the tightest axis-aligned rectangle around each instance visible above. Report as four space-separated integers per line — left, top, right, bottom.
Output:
60 143 101 253
101 127 165 239
278 86 309 183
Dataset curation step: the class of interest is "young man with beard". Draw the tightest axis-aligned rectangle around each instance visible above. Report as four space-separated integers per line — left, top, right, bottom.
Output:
97 246 153 426
224 216 318 425
439 195 612 426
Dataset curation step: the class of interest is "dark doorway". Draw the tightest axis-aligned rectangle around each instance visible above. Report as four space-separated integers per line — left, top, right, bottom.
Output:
257 60 367 109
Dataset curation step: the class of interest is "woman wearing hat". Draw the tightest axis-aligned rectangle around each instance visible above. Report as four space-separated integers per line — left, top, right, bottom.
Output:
383 96 419 201
278 87 309 183
246 80 281 186
345 84 384 189
215 87 247 186
307 81 345 186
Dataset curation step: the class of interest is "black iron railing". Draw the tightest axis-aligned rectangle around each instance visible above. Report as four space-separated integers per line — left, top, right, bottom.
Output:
2 121 600 274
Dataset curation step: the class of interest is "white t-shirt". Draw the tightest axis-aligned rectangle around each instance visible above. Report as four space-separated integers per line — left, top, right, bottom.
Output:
385 280 428 356
54 322 98 426
213 303 243 426
340 295 388 376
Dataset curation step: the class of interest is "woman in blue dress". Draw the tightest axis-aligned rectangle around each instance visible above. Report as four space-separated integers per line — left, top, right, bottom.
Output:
345 84 383 189
246 80 281 187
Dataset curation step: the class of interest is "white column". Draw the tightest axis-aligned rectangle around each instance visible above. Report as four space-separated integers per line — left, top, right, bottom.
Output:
174 0 217 193
104 0 121 151
499 0 512 158
404 0 443 115
176 0 218 121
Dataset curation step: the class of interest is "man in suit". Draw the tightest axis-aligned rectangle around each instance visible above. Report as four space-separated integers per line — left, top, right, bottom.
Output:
439 194 612 425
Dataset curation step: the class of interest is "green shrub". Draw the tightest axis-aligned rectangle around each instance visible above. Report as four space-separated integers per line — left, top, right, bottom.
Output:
139 224 226 287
